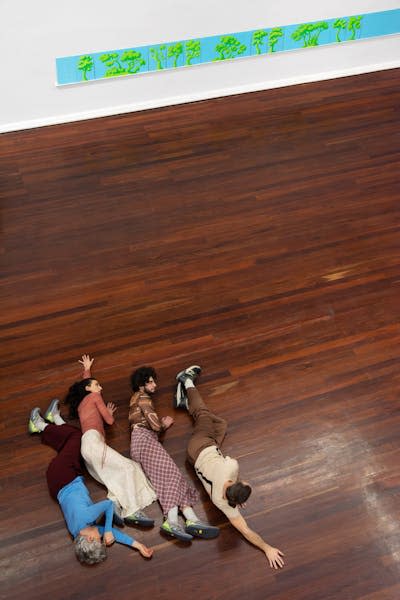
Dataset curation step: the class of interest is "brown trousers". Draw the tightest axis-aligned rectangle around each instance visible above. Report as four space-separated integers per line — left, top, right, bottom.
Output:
186 386 227 465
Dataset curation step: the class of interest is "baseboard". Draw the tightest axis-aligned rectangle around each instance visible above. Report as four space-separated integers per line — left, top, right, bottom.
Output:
1 59 399 134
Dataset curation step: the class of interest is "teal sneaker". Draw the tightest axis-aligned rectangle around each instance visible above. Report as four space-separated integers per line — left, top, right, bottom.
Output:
185 520 220 539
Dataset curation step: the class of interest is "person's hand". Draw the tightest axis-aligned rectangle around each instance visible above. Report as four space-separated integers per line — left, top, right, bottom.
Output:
161 415 174 429
79 354 94 370
133 541 153 558
264 545 285 569
107 402 117 416
103 532 115 546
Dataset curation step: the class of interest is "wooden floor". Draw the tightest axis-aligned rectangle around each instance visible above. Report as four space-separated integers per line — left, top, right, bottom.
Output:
1 68 399 600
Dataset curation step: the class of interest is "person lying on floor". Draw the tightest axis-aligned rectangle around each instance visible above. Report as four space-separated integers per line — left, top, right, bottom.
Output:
29 400 153 565
129 366 219 542
64 354 156 527
174 365 285 570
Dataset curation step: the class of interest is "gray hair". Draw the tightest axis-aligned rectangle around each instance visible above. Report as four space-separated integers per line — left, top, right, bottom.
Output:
74 534 107 565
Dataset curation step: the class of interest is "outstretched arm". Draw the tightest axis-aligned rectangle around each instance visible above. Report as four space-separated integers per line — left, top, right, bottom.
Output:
229 514 284 569
97 526 153 558
79 354 94 379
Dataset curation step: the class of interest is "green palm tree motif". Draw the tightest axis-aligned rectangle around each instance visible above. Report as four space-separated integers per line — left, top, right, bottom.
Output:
292 22 329 47
167 42 183 68
252 30 268 55
214 36 247 61
333 18 347 42
104 66 128 78
77 55 94 81
268 27 283 53
348 16 362 40
150 46 167 70
100 52 126 77
185 40 201 65
120 50 145 73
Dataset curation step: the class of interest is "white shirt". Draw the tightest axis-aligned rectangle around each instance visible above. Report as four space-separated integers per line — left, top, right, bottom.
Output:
194 445 240 519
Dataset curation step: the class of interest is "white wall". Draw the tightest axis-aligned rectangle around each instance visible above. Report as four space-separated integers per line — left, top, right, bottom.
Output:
1 0 399 132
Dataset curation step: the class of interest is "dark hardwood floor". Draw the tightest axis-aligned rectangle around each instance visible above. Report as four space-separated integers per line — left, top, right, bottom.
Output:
1 68 399 600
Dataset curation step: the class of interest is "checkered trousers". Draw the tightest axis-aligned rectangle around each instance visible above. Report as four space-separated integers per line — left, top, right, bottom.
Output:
130 427 199 514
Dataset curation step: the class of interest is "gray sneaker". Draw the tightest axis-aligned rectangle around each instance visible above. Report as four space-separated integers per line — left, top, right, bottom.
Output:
160 520 193 542
175 365 202 384
174 382 188 410
185 520 220 539
124 510 154 527
28 408 46 433
44 399 60 423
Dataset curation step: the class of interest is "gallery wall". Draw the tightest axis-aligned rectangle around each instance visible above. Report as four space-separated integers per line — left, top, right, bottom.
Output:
1 0 400 132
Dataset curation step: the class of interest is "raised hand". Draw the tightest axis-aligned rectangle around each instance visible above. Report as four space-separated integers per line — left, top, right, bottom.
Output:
79 354 94 370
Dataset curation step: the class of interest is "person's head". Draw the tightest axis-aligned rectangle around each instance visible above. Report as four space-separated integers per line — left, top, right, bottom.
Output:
64 378 102 418
74 527 107 565
225 481 252 508
130 366 157 394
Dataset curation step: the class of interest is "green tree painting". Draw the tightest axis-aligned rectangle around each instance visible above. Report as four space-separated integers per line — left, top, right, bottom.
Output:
185 40 201 65
103 66 127 77
252 30 268 55
77 55 94 81
291 22 329 47
269 27 283 52
333 18 347 42
167 42 183 68
120 50 146 73
333 16 362 42
150 45 167 70
348 16 362 40
214 36 247 61
100 52 126 77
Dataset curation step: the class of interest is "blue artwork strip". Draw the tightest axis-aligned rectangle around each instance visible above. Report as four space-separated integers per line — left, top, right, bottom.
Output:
56 9 400 86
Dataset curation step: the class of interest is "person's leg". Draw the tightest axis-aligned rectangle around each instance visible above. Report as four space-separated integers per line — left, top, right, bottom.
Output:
186 386 228 464
81 430 156 520
44 424 83 499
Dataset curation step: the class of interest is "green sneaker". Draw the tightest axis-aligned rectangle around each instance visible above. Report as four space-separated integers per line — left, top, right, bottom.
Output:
28 408 45 433
44 399 60 423
160 520 193 542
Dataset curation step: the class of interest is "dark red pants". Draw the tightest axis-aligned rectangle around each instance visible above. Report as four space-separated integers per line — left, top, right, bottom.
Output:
43 424 83 500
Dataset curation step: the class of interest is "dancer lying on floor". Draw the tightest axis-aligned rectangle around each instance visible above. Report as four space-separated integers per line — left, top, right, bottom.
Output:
29 402 153 564
129 366 219 542
174 365 285 569
64 354 156 526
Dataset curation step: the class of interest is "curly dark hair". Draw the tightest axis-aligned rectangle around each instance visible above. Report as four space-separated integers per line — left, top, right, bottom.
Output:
226 482 252 508
64 378 94 418
130 366 157 392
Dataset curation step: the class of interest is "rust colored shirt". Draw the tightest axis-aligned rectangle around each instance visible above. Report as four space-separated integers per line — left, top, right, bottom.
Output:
129 391 164 433
77 368 114 436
